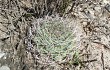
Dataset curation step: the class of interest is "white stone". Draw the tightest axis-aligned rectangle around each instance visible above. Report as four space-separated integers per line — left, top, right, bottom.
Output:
0 52 5 59
0 66 10 70
103 0 110 4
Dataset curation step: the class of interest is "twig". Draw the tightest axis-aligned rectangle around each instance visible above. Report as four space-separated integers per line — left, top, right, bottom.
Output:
0 37 10 41
66 0 76 14
0 8 20 13
93 41 110 50
0 28 7 34
81 59 97 63
101 52 105 70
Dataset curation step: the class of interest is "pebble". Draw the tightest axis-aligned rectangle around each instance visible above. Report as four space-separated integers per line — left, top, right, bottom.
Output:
0 66 10 70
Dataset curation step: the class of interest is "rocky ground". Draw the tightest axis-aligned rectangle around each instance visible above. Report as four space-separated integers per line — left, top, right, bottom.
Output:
0 0 110 70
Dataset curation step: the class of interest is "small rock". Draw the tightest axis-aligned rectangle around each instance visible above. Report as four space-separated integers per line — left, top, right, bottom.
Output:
0 66 10 70
105 4 110 12
0 52 5 59
103 0 110 4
